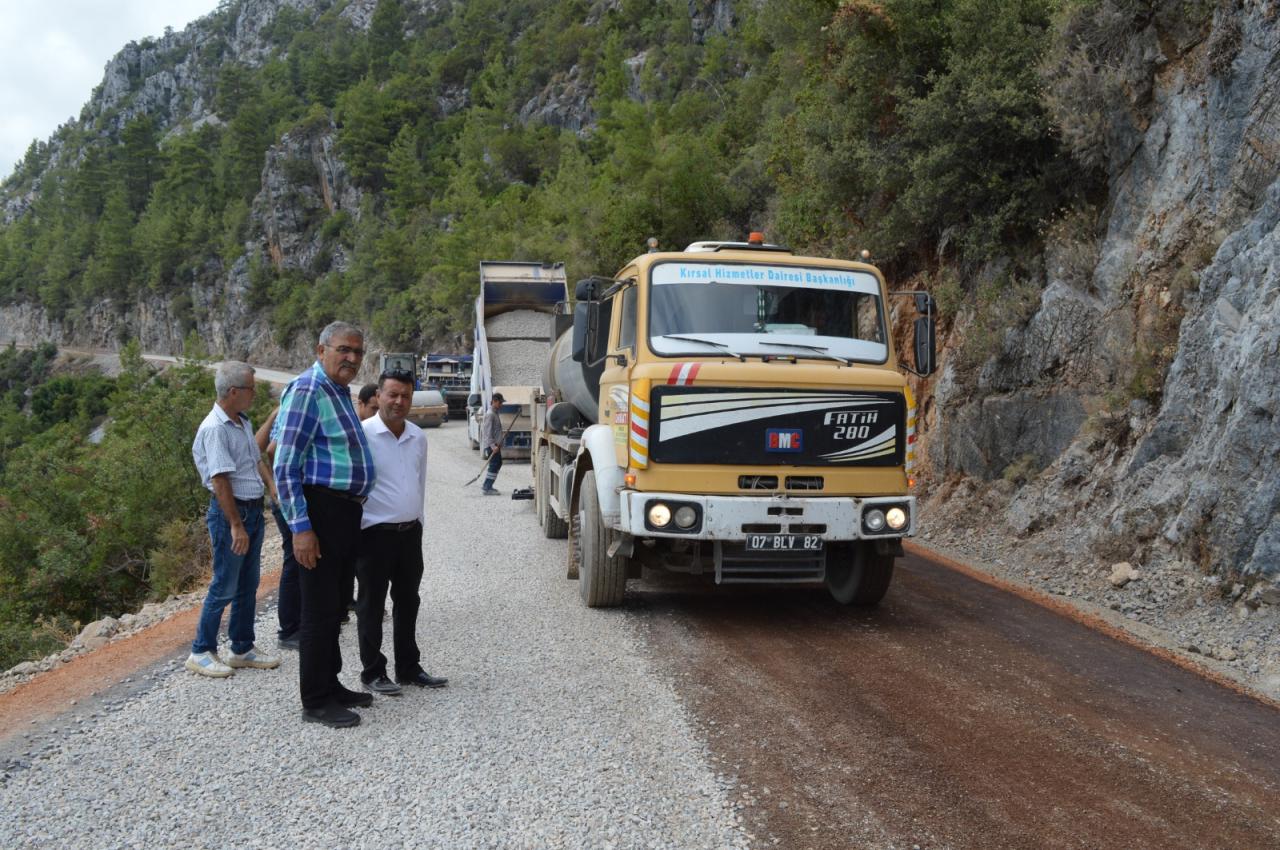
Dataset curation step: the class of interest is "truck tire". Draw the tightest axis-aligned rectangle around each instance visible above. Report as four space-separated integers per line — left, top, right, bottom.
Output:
577 470 626 607
538 447 568 539
825 542 895 606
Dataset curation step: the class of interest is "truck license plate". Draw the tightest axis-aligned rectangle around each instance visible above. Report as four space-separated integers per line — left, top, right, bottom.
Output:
745 534 824 552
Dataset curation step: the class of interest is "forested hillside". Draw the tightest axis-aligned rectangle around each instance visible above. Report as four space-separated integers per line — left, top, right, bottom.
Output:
0 0 1082 351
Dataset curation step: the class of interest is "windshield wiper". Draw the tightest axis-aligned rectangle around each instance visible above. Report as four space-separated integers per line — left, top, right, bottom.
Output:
660 334 744 359
758 340 852 365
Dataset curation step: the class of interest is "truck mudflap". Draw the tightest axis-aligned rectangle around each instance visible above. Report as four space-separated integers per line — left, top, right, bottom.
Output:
616 492 917 542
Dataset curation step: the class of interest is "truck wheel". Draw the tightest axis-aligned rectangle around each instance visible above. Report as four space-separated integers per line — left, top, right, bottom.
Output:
538 447 568 539
578 470 626 607
826 542 895 606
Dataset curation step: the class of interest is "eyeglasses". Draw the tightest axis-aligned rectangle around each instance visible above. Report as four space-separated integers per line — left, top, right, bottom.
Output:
328 345 366 357
379 369 415 383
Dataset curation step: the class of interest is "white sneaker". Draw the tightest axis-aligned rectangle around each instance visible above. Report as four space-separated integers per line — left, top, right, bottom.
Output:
225 646 281 670
185 651 234 678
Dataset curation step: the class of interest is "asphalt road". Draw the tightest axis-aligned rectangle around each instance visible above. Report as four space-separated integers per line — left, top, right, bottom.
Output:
628 554 1280 849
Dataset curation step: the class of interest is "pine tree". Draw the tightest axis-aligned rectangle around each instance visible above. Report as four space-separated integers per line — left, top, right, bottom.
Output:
385 125 428 221
118 116 160 214
368 0 406 82
85 185 136 297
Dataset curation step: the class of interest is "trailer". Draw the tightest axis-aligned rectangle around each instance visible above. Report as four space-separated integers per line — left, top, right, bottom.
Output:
466 260 567 460
423 353 472 416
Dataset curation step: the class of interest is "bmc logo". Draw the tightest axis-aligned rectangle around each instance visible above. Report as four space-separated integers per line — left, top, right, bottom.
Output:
765 429 803 452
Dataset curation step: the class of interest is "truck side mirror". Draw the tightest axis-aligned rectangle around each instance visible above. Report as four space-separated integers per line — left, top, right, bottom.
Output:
914 292 937 315
467 393 481 408
575 279 596 301
571 302 589 363
913 316 936 377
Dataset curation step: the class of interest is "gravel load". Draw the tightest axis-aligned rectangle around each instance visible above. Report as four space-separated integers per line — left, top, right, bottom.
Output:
489 339 550 387
486 309 552 341
0 425 750 850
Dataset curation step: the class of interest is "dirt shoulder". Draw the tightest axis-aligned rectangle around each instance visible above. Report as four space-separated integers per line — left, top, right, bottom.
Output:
0 561 282 747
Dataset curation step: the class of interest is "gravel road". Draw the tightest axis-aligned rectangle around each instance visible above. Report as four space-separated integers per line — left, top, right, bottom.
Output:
0 423 749 850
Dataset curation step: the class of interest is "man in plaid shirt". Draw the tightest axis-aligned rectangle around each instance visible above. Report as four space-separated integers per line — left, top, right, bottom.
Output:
274 321 376 729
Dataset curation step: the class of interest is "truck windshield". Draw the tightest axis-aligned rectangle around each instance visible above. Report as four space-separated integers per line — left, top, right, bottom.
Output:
648 262 887 363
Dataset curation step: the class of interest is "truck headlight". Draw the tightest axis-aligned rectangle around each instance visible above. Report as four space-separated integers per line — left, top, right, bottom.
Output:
864 509 886 533
886 507 908 531
647 503 672 528
674 506 697 528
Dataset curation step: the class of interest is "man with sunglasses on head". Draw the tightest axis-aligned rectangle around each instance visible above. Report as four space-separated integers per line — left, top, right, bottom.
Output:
274 321 376 729
355 368 447 697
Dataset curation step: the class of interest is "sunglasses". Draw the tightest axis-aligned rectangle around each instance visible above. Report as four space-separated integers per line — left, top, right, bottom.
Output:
380 369 415 383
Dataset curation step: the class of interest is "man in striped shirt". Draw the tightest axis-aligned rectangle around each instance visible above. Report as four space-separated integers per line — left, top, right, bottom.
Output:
274 321 376 729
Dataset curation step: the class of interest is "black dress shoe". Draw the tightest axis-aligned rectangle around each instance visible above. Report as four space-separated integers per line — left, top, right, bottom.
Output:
302 703 360 728
363 675 402 696
333 685 374 708
398 671 448 689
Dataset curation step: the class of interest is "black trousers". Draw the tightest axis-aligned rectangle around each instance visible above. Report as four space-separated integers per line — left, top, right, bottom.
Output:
356 522 424 682
297 486 362 710
270 504 300 639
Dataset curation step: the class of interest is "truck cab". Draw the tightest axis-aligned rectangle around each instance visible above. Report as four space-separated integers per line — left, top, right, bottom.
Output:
534 236 934 607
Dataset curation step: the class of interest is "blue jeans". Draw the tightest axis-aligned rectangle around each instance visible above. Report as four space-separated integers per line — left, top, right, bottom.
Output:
192 499 265 655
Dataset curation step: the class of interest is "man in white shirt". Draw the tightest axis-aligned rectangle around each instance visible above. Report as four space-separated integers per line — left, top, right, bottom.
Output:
356 368 448 695
187 361 280 677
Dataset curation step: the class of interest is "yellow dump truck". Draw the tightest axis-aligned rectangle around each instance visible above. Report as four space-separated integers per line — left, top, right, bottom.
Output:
531 236 935 607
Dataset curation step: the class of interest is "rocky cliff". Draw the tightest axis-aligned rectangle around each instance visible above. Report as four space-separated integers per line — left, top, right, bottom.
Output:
928 1 1280 585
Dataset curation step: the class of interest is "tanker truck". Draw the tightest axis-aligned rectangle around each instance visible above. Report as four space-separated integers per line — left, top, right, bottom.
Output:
530 235 935 608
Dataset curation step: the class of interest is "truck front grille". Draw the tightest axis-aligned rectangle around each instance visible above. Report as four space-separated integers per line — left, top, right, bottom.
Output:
739 475 778 490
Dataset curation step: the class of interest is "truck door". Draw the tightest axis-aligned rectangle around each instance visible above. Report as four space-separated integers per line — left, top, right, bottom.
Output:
601 282 638 467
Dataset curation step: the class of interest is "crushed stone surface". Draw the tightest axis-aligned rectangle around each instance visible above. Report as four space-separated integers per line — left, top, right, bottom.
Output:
0 424 750 850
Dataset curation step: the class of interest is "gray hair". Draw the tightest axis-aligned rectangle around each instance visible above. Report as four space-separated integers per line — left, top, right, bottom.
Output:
214 361 255 399
318 321 365 346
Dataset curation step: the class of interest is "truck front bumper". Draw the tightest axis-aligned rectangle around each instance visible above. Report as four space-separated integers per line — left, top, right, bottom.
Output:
617 491 916 541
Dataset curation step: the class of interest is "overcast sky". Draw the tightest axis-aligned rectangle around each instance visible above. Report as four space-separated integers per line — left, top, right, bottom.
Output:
0 0 222 179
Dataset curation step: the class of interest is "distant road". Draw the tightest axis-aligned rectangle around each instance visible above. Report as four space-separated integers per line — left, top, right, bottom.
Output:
53 346 301 388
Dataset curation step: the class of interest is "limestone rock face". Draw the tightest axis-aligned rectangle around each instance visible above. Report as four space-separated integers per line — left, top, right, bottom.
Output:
256 120 359 275
930 3 1280 580
519 66 595 133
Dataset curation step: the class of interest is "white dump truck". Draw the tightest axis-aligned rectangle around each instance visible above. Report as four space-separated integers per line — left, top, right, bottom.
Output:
466 260 568 460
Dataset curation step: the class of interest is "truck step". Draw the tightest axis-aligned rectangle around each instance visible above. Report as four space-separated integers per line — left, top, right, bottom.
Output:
713 543 825 585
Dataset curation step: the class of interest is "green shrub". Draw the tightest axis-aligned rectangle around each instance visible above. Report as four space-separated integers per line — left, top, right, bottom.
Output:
147 517 212 599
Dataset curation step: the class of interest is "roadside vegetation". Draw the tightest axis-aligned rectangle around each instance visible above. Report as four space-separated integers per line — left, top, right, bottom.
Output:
0 345 272 669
